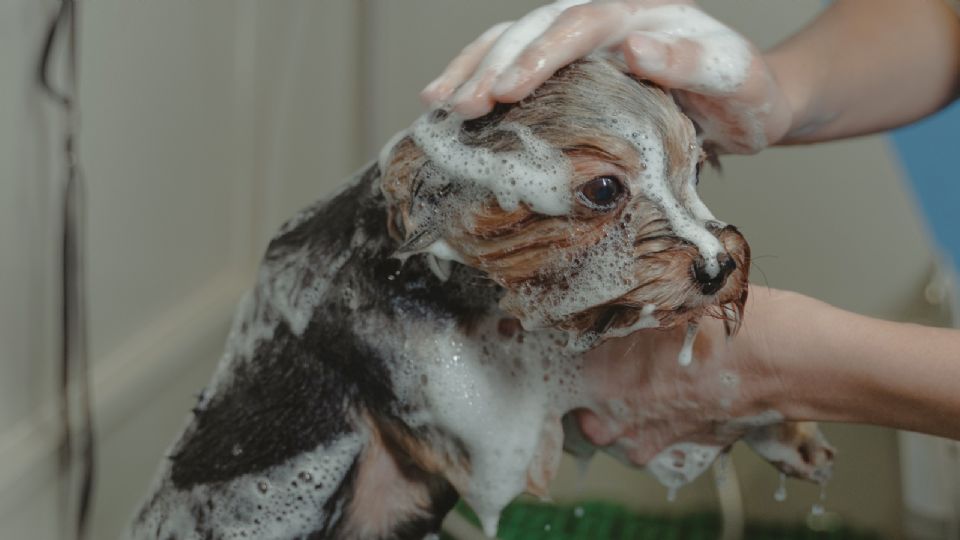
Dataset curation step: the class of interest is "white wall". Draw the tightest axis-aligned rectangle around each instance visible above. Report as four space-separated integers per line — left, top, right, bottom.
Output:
0 1 944 539
0 1 364 538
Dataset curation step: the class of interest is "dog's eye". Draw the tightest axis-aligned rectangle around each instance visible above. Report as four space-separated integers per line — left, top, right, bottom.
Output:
576 176 624 210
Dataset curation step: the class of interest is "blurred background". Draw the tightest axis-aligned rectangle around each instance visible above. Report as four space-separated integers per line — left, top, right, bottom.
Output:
2 1 959 539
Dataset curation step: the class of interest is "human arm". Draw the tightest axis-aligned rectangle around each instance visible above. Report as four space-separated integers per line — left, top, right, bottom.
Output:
420 0 791 154
422 0 960 153
576 286 960 465
746 288 960 438
766 0 960 144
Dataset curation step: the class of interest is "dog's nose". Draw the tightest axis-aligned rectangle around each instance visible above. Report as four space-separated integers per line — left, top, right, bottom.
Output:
692 253 736 295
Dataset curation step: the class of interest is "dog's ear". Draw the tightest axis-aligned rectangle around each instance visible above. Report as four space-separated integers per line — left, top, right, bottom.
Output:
390 161 455 255
383 159 463 281
701 143 722 174
395 221 443 254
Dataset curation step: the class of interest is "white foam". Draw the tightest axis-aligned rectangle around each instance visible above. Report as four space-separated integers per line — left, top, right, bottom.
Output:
601 304 660 338
678 321 699 366
602 114 725 277
423 238 466 264
410 112 573 215
683 164 718 223
646 442 724 493
456 0 590 98
721 410 784 433
359 310 586 538
478 2 751 99
502 226 659 332
607 4 753 95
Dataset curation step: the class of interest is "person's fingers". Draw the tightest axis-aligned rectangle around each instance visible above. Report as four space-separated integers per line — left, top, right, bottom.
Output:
575 408 619 447
449 68 500 118
491 3 625 102
625 442 663 467
447 0 590 118
420 21 512 106
621 31 724 95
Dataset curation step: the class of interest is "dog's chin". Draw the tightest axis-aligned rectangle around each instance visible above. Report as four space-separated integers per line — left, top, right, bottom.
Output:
553 278 749 349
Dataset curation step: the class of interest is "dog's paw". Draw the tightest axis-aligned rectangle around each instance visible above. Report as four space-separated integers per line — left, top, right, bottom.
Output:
743 421 834 484
525 415 565 500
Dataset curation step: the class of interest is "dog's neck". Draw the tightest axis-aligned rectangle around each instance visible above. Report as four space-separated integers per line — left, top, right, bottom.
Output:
243 164 588 535
163 164 517 530
260 163 502 338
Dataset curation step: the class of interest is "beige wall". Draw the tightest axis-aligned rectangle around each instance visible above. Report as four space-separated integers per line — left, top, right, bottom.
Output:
0 1 365 538
0 1 945 539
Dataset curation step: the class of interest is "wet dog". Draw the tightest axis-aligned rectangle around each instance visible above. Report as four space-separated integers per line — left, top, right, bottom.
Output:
128 58 832 540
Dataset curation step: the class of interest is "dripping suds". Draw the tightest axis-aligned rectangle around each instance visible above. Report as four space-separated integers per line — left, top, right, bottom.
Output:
678 321 700 366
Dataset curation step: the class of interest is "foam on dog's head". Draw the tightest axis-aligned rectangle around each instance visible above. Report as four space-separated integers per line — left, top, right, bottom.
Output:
408 111 573 215
381 58 750 344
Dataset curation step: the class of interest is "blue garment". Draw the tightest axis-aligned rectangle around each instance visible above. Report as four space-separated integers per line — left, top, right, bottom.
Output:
889 100 960 270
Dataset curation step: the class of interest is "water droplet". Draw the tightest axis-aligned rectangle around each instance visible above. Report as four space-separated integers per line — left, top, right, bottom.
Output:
298 471 313 483
544 524 552 532
573 506 585 518
774 473 787 502
808 482 828 517
231 443 243 457
573 456 591 495
667 486 678 502
257 480 269 494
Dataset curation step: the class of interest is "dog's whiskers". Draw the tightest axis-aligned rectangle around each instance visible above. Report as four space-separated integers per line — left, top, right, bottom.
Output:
749 259 771 289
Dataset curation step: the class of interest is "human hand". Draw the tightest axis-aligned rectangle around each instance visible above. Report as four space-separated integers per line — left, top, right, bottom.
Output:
420 0 793 154
575 287 834 483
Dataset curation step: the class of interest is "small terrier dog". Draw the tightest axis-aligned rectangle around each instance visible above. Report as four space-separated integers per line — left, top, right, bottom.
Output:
128 58 832 540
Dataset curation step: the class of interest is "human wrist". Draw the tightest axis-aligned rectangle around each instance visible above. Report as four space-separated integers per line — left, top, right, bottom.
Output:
757 291 886 426
733 288 849 423
742 287 960 439
761 48 819 145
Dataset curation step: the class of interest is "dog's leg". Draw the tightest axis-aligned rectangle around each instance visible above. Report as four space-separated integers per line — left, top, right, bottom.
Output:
336 416 459 540
126 317 461 539
128 414 460 540
744 421 835 483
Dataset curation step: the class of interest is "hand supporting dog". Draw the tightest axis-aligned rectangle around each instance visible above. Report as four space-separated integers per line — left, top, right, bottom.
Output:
128 58 831 540
577 304 834 483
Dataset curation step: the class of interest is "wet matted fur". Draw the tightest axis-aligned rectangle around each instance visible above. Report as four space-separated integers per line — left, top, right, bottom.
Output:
127 58 831 540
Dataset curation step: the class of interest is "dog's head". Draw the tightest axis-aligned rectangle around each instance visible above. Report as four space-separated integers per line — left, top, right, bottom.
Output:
380 58 749 346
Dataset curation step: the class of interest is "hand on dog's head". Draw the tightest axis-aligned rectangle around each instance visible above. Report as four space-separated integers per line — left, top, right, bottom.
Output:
382 57 750 346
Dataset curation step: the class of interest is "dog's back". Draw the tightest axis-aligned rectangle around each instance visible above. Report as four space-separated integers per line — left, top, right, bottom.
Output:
129 166 480 539
128 57 834 540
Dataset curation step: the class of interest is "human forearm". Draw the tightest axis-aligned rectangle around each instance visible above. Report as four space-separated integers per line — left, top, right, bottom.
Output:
753 290 960 439
765 0 960 145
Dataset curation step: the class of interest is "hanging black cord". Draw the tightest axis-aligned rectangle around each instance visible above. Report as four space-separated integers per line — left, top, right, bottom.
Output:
38 1 95 539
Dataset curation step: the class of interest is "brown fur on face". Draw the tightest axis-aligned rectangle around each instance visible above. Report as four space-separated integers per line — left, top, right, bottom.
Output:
381 58 750 342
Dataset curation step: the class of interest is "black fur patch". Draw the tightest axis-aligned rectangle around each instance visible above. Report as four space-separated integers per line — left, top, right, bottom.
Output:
169 166 496 489
161 165 502 539
169 310 393 488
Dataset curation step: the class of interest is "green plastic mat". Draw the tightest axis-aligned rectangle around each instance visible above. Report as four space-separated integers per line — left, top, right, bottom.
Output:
445 500 882 540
